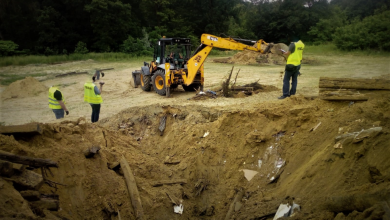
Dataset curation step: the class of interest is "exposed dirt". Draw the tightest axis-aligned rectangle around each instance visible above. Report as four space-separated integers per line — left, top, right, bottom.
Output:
1 77 48 100
0 53 390 219
1 92 390 219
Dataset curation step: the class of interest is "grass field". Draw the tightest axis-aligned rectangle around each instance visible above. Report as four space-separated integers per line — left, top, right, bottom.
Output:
0 44 389 86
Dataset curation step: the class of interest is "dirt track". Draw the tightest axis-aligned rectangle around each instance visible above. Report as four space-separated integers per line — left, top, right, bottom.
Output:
0 53 389 126
1 54 390 219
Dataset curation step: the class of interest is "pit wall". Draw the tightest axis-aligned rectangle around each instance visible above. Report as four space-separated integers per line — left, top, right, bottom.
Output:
1 94 390 219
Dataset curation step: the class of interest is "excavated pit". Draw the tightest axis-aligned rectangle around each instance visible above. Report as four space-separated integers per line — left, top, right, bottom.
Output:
1 94 390 220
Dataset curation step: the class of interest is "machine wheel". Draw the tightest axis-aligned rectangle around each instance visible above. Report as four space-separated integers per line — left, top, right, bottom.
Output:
152 70 166 96
140 74 151 91
183 83 200 92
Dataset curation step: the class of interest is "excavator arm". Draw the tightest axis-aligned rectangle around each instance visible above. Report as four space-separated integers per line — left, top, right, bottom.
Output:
184 34 270 86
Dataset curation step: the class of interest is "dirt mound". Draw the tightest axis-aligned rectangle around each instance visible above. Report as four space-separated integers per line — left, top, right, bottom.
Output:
214 44 288 65
1 77 47 99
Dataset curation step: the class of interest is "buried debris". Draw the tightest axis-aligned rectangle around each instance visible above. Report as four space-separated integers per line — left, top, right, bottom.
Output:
225 188 244 220
151 179 187 187
0 150 58 168
159 115 167 136
55 71 88 77
84 146 101 158
273 202 301 219
195 179 209 196
240 169 259 181
120 156 144 220
0 123 43 135
310 122 322 132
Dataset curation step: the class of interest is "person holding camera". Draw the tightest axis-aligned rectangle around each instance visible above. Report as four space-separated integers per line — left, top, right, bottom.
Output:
84 76 104 123
278 36 305 99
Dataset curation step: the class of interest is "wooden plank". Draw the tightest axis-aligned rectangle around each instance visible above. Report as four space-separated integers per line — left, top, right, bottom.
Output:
97 68 114 71
319 77 390 90
55 71 88 77
0 123 42 135
0 150 58 168
120 156 144 220
151 179 188 187
231 86 253 91
20 190 41 201
29 198 59 211
320 95 368 101
319 88 357 92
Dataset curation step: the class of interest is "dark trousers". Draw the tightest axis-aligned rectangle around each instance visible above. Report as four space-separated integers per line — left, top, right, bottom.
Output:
283 65 301 97
90 104 101 123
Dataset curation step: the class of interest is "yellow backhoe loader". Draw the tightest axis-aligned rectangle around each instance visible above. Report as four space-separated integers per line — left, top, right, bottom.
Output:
132 34 273 97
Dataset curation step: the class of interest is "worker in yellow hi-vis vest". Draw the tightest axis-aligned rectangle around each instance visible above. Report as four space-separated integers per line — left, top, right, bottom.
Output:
48 86 69 119
84 76 104 123
278 36 305 99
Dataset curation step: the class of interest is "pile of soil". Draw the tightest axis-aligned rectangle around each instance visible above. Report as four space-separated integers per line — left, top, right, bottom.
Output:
1 94 390 219
214 43 289 65
1 77 47 99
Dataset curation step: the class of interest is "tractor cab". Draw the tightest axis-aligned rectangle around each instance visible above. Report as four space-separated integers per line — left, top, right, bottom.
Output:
154 38 191 69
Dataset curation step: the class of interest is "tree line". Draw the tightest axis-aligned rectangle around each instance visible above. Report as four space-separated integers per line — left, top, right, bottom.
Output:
0 0 389 56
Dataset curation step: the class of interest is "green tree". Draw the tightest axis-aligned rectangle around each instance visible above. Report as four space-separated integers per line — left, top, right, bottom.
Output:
308 7 347 44
0 41 19 56
85 0 132 52
333 10 390 51
37 6 63 53
74 41 89 54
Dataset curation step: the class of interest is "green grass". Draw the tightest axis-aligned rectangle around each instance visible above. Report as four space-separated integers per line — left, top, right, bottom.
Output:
305 43 390 57
0 73 48 85
0 53 149 67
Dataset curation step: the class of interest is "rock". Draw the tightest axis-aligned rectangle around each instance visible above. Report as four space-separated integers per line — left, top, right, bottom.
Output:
246 130 266 144
13 163 26 174
0 160 14 177
9 170 44 190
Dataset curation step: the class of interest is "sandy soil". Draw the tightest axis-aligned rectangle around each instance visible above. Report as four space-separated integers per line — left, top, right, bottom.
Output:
0 54 389 126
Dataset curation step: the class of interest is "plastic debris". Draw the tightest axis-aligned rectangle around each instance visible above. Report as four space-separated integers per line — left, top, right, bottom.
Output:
203 131 210 138
240 169 258 181
174 204 183 214
206 89 217 95
273 202 301 219
273 204 291 220
198 91 206 95
258 160 262 168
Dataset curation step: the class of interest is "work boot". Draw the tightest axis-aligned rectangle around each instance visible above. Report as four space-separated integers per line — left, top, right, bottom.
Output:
278 96 288 99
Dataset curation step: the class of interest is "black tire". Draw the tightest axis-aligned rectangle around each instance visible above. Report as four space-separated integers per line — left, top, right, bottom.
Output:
140 74 151 91
152 70 166 96
135 74 141 85
183 83 200 92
